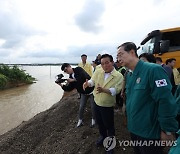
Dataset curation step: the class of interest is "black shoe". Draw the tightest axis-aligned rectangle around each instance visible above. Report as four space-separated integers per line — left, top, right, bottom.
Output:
96 136 105 147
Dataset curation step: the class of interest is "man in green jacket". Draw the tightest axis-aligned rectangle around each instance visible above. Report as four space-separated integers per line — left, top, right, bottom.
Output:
117 42 178 154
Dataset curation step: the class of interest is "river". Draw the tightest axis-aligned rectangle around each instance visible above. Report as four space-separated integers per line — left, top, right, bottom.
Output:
0 65 66 135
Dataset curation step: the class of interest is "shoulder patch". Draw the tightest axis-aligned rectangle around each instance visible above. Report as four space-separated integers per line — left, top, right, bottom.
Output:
155 79 167 87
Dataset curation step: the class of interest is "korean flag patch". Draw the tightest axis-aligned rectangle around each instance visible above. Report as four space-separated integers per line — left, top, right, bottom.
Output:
155 79 167 87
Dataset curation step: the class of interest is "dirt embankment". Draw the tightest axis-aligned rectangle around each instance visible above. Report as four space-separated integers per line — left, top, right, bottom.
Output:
0 90 134 154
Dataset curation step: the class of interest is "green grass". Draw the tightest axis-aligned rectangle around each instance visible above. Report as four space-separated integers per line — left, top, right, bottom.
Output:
0 64 35 89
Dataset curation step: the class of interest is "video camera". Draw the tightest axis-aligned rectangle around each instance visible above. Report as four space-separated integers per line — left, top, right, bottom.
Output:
55 74 67 84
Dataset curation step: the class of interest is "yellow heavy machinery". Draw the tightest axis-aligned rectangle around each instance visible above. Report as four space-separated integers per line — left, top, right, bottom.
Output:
138 27 180 70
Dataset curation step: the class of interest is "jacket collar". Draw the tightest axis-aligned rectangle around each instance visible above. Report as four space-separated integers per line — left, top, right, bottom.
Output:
132 60 144 76
103 68 117 87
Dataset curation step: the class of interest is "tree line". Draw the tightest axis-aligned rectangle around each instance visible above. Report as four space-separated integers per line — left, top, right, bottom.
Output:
0 64 35 89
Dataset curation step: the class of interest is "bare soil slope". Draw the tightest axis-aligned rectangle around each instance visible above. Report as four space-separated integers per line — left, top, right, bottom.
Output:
0 91 137 154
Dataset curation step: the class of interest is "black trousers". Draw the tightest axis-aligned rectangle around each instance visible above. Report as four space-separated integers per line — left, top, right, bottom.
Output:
130 133 163 154
94 102 115 138
116 92 123 108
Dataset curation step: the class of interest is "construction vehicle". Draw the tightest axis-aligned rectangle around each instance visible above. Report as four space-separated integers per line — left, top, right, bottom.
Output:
138 27 180 70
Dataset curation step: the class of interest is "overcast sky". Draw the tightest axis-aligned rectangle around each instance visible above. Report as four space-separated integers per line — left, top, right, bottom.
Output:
0 0 180 64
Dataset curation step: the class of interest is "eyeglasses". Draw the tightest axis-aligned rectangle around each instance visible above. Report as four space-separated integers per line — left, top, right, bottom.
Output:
117 52 123 57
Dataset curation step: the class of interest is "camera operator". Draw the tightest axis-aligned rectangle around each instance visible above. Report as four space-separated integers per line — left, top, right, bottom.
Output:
58 63 95 128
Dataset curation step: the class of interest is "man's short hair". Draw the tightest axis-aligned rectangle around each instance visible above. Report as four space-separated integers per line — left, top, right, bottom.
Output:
100 54 113 62
166 58 176 65
155 57 162 62
92 60 99 65
118 42 138 57
61 63 70 71
81 54 87 57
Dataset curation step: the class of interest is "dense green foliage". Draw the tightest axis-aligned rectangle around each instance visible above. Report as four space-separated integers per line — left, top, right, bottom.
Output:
0 74 8 89
0 64 35 89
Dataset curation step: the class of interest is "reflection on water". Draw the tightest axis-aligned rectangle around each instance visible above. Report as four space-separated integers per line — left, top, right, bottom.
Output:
0 66 64 135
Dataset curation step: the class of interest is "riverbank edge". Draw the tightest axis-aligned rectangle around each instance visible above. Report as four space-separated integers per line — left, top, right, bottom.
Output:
0 81 35 90
0 90 133 154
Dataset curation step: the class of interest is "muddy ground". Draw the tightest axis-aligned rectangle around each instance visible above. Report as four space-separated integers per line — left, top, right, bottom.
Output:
0 91 170 154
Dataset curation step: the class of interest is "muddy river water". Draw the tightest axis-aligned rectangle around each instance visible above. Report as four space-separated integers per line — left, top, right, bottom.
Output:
0 66 65 135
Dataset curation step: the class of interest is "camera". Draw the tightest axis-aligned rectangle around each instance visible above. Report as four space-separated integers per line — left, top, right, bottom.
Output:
55 74 67 84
